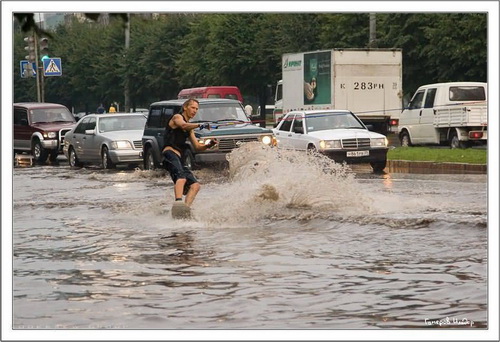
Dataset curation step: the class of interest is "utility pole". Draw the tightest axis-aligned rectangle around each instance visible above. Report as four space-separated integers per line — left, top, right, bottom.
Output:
369 13 377 48
124 13 131 113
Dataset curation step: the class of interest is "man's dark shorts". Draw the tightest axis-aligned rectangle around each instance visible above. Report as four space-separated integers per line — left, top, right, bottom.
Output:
163 150 198 194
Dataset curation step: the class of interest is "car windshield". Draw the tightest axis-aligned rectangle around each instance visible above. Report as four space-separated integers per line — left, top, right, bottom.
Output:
191 103 249 123
30 108 75 123
306 112 365 133
99 115 147 132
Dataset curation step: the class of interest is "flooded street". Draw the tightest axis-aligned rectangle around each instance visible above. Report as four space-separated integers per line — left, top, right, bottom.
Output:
9 144 489 335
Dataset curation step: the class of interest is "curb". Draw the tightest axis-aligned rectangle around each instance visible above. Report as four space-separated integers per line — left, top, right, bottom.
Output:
387 160 487 174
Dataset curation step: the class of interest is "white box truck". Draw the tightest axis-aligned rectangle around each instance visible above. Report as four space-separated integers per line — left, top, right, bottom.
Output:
398 82 487 148
273 48 403 135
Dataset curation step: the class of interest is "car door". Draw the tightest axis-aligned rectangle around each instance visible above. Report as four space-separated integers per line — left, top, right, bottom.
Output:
418 88 439 143
403 90 425 143
273 113 293 149
289 114 307 151
70 117 90 159
13 106 31 150
81 117 99 161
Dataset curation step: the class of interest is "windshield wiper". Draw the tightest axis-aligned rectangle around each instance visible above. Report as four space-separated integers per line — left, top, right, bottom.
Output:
212 119 246 123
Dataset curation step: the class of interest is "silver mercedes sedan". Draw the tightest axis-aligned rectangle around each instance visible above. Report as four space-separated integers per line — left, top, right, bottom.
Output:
63 113 147 169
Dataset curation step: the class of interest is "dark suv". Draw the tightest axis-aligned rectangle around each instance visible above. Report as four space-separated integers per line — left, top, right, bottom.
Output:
14 102 76 163
142 98 276 170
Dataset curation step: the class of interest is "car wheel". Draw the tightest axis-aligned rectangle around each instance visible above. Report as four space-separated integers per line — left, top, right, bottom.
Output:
68 147 83 168
306 144 317 155
449 131 460 149
101 146 116 169
49 150 58 162
144 147 157 170
449 131 470 149
370 159 387 173
183 149 198 170
32 139 48 163
400 131 412 147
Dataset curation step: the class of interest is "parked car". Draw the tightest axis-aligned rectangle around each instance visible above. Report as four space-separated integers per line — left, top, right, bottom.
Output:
273 110 389 172
63 113 147 169
142 98 276 170
14 102 76 163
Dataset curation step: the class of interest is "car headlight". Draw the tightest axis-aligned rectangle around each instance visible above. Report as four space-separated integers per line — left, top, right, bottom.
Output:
111 140 132 149
198 138 216 147
370 137 388 147
44 132 57 139
260 135 275 146
319 140 341 149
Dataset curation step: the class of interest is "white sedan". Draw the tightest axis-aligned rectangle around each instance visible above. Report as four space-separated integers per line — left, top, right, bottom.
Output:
63 113 147 169
273 110 389 172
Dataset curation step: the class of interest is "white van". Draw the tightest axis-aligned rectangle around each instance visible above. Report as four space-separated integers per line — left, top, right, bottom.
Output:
398 82 487 148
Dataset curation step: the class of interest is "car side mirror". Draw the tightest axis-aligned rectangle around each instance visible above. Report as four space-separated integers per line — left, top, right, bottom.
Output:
365 124 374 131
85 129 95 135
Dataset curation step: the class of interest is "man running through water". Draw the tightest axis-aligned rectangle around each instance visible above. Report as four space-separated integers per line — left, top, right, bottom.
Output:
162 98 217 212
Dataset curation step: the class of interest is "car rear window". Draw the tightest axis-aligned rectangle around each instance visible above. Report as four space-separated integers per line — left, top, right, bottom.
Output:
449 86 486 101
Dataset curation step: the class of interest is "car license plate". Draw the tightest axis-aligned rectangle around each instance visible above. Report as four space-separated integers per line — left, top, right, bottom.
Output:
346 150 369 157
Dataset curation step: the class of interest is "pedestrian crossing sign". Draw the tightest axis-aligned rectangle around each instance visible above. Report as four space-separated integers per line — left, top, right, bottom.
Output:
43 58 62 76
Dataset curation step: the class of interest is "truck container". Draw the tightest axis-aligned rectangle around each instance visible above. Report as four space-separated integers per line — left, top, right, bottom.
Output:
274 48 403 135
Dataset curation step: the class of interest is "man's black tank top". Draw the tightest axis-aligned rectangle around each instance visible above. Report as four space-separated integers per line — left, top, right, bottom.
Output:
164 115 189 154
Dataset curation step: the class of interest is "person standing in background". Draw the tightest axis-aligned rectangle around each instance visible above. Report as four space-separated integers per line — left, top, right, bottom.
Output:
97 104 105 114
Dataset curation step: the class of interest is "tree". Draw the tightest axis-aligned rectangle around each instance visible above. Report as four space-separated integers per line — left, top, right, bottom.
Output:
13 12 487 113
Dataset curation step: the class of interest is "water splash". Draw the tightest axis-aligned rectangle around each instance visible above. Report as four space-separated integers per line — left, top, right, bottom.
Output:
194 143 372 225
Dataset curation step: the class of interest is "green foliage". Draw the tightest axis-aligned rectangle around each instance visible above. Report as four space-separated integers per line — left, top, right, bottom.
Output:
388 147 487 164
13 13 487 113
377 13 487 98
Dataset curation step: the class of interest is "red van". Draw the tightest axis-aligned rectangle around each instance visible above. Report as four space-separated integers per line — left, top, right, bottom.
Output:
177 86 243 103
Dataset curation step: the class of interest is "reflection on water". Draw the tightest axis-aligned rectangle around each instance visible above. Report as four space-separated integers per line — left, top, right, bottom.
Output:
11 144 488 333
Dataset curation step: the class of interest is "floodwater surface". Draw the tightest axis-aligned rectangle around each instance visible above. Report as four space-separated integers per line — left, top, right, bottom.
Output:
11 144 488 333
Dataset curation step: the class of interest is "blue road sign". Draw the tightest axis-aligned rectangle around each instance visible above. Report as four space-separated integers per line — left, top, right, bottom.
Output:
20 60 36 78
43 58 62 76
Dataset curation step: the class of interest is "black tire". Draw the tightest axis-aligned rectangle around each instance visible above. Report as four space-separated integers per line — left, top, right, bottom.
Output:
68 146 83 168
183 149 198 170
49 150 59 162
144 147 158 170
370 159 387 173
101 146 116 169
400 131 412 147
32 139 48 163
306 144 317 155
449 131 469 149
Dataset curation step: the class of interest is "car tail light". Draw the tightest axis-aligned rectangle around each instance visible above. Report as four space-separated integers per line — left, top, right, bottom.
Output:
389 119 399 126
469 131 483 139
